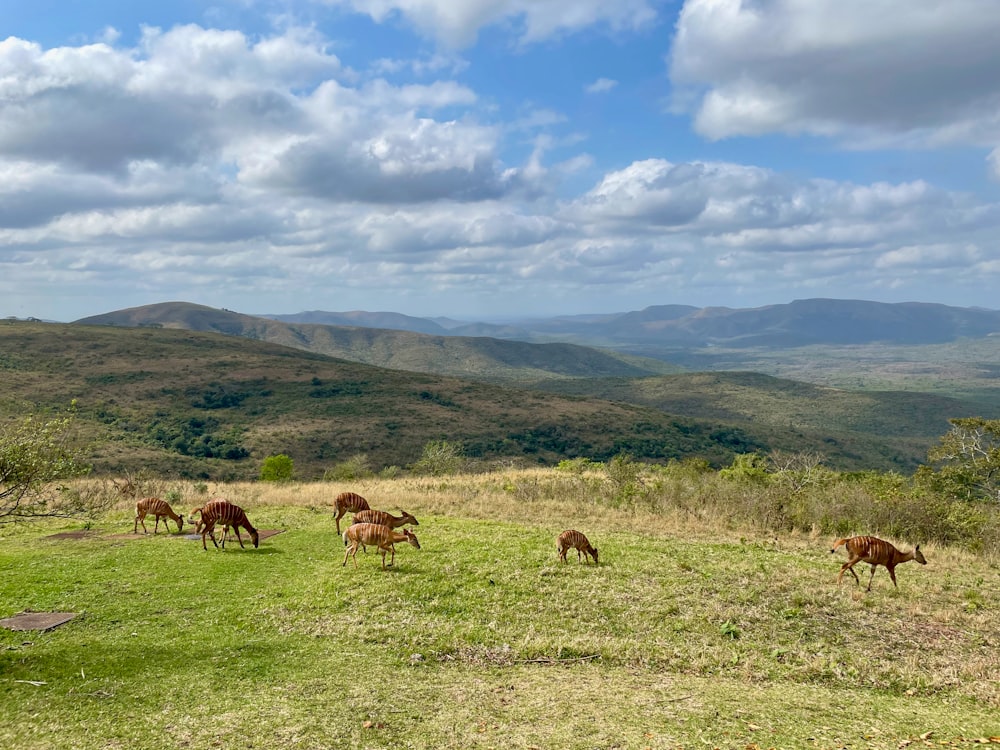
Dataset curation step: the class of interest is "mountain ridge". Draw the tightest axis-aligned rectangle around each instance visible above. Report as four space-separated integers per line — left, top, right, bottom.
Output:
73 302 682 382
251 298 1000 347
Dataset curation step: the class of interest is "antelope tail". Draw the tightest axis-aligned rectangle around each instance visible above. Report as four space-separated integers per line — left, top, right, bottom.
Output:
830 538 849 554
343 530 350 546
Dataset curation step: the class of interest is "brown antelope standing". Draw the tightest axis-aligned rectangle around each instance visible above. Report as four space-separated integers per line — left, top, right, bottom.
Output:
134 498 184 534
557 529 599 565
199 499 259 551
351 509 419 530
831 535 926 591
349 509 419 553
334 491 370 534
343 523 420 570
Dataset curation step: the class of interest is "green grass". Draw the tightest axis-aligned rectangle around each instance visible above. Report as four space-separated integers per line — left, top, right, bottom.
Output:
2 493 998 749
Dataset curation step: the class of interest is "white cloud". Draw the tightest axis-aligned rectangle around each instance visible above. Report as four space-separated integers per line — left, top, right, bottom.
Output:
320 0 658 47
585 77 618 94
4 17 1000 321
671 0 1000 149
989 147 1000 180
0 26 516 205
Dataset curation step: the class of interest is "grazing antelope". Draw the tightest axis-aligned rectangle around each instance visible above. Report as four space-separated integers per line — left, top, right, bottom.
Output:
333 491 370 534
343 523 420 570
351 509 419 530
134 498 184 534
831 535 927 591
557 529 598 565
199 499 259 551
191 506 232 544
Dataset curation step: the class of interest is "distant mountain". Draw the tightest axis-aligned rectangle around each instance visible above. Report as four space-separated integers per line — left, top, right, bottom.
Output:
73 298 1000 394
263 309 451 336
74 302 678 382
267 299 1000 348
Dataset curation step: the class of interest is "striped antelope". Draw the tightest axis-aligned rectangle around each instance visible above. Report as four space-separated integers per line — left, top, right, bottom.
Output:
198 499 259 551
191 506 233 545
557 529 598 565
334 491 370 534
134 497 184 534
351 509 419 530
831 535 926 591
343 523 420 570
350 509 419 554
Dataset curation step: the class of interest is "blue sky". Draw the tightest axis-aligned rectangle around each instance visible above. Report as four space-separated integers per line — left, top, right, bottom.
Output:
3 0 1000 322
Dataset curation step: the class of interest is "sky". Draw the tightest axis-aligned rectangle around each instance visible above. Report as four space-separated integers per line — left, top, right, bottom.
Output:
4 0 1000 322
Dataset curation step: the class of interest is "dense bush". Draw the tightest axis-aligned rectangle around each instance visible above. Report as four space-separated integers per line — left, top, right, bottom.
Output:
146 416 250 460
260 454 295 482
410 440 465 476
637 452 1000 555
323 454 373 481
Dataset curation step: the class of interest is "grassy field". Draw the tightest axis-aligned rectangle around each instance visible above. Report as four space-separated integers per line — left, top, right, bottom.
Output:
2 473 999 749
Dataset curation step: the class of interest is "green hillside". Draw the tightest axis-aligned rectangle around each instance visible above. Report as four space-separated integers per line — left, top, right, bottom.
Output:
0 321 956 478
74 302 681 382
0 321 759 479
537 370 988 443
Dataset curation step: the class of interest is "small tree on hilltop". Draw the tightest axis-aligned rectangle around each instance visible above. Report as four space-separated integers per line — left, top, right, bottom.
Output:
0 408 93 524
260 454 295 482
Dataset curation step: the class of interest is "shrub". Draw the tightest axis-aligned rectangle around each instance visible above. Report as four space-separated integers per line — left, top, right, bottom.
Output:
410 441 465 476
1 408 93 523
260 454 295 482
323 454 373 482
719 452 770 483
556 457 595 474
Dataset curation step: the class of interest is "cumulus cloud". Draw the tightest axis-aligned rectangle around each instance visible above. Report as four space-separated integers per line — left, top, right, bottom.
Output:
4 15 1000 321
670 0 1000 148
0 26 519 207
585 77 618 94
320 0 658 47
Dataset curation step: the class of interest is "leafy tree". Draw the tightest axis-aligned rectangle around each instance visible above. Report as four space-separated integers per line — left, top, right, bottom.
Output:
260 454 295 482
556 457 596 474
926 417 1000 502
323 454 373 481
719 452 771 483
604 452 644 506
0 409 93 523
410 440 464 476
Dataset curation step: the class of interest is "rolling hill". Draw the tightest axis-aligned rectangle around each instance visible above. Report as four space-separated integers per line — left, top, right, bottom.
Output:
74 302 681 383
258 298 1000 347
1 320 986 478
0 320 761 479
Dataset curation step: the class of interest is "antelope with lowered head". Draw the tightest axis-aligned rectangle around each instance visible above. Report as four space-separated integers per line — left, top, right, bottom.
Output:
831 535 926 591
333 491 370 534
191 506 233 545
134 498 184 535
557 529 598 565
343 523 420 570
198 499 259 551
